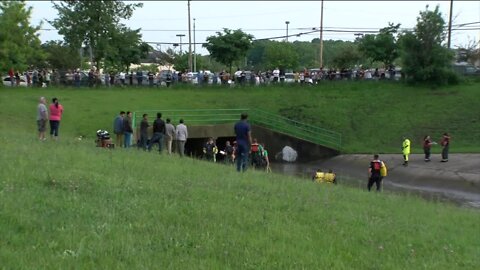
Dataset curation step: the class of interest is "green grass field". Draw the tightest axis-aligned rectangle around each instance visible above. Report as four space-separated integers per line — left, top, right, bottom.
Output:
1 82 480 268
1 132 479 269
1 80 479 153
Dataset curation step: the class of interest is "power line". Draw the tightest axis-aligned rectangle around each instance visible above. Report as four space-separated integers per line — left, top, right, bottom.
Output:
38 21 480 33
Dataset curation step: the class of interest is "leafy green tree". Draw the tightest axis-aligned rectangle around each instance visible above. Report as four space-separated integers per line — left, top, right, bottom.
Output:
39 40 81 70
263 41 299 71
104 27 150 72
50 0 142 69
331 44 362 69
0 0 44 72
399 5 457 85
246 40 269 71
203 28 254 73
357 23 401 67
173 53 207 72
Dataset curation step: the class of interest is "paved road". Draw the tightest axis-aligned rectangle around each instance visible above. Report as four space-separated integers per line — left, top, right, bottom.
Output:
271 154 480 208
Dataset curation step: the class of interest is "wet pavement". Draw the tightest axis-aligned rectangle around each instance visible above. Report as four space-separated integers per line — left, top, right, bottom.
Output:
270 154 480 208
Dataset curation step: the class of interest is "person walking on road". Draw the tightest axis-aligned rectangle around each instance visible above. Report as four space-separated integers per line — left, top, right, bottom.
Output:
423 135 434 162
440 133 451 162
402 136 411 166
175 119 188 157
368 154 384 192
234 113 252 172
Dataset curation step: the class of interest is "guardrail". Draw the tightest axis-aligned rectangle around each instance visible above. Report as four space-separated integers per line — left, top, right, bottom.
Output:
133 108 342 150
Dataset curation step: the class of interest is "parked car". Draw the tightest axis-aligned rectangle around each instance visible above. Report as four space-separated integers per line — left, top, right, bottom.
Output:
186 72 199 84
2 76 28 87
285 72 295 83
452 62 480 76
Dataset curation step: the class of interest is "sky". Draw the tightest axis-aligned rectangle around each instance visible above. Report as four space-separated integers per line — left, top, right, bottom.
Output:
27 1 480 55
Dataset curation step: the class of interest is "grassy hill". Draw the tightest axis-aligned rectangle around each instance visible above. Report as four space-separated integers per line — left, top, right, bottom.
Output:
0 131 479 269
1 80 479 153
1 82 479 268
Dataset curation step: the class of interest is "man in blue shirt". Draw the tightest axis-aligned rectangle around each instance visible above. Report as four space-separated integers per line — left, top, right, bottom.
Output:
234 113 252 172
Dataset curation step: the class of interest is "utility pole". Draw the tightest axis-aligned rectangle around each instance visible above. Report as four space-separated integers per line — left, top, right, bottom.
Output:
319 0 324 68
193 18 197 72
447 0 453 49
188 0 193 72
285 21 290 42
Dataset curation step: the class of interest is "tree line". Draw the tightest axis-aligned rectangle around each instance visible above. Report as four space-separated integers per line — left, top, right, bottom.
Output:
1 0 477 86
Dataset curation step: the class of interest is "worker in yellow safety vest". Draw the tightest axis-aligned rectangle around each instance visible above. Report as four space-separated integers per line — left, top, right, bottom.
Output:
402 136 411 166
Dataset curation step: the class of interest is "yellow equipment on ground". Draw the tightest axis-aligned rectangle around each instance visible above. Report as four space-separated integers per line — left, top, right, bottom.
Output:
314 172 336 184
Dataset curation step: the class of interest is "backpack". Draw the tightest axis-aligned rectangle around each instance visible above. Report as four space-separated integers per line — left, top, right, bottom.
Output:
380 161 388 177
372 161 382 171
251 143 259 153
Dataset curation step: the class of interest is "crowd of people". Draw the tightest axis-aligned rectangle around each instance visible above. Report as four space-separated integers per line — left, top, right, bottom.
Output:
110 111 271 172
7 64 399 88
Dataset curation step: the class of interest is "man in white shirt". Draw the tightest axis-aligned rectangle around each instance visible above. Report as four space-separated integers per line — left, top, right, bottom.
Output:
175 119 188 157
119 71 126 85
272 67 280 83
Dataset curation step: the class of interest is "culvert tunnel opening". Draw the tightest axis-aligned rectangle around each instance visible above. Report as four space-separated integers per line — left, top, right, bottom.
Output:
184 136 236 161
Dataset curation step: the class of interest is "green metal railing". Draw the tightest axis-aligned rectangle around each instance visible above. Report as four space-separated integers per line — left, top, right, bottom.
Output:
133 109 342 150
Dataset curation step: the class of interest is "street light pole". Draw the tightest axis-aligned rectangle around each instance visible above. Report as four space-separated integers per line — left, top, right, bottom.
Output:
176 34 185 53
319 0 324 68
193 18 197 72
285 21 290 42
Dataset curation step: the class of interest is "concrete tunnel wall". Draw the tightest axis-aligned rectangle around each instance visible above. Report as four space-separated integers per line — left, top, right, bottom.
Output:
135 123 339 161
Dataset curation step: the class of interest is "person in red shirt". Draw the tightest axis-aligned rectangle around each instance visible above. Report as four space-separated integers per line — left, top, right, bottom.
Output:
8 68 14 86
440 133 450 162
49 97 64 140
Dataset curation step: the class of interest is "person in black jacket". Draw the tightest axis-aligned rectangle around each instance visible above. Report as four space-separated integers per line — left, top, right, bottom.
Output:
147 112 166 153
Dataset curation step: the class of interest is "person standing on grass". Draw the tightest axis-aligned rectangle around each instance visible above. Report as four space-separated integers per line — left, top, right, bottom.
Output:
113 111 125 148
37 97 48 141
175 119 188 157
49 98 64 141
123 111 133 148
440 133 451 162
368 154 383 191
165 118 176 154
402 136 411 166
234 113 252 172
148 112 166 153
423 135 434 162
139 114 149 150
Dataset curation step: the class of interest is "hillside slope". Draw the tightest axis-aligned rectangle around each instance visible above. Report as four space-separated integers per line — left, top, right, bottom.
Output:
0 131 479 269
